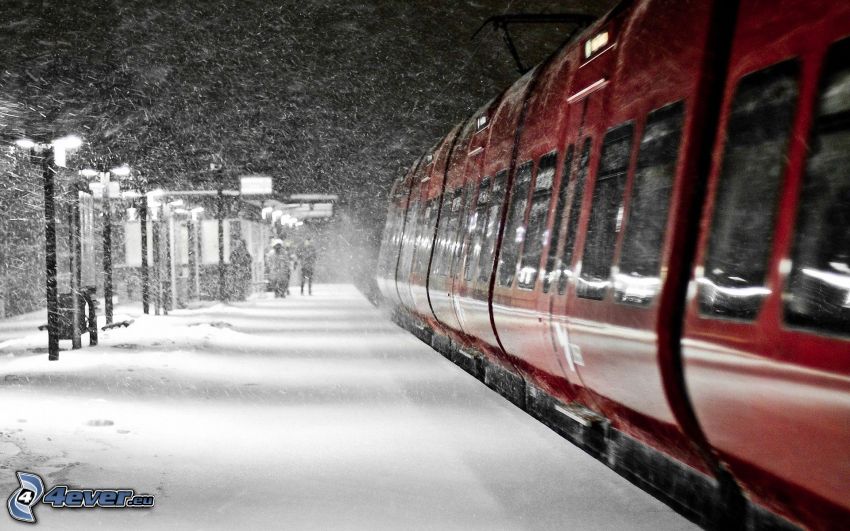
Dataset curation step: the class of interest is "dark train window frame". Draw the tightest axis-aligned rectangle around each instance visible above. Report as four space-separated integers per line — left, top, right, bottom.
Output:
783 38 850 339
465 176 491 283
451 179 479 280
577 122 635 301
517 150 558 291
558 138 593 295
414 196 440 277
542 145 574 294
434 186 463 277
497 161 534 288
477 170 509 285
614 101 686 307
698 59 801 322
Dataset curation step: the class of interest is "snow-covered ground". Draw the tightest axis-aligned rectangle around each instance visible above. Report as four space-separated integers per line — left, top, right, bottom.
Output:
0 285 693 530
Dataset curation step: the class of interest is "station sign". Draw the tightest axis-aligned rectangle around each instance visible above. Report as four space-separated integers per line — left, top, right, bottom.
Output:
240 175 273 195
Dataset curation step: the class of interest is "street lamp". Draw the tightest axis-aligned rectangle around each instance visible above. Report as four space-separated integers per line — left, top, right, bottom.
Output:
80 164 128 326
11 134 83 360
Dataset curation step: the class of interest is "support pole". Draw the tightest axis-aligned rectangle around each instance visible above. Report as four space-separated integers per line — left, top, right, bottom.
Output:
70 184 82 349
187 219 197 300
102 173 113 325
42 148 60 361
152 208 161 315
140 194 150 314
217 187 226 302
163 210 172 314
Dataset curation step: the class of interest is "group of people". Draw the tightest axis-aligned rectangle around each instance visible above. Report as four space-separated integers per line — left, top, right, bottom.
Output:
226 236 318 301
267 238 317 298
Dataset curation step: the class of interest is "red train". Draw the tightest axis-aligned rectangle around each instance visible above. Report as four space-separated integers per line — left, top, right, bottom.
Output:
376 0 850 528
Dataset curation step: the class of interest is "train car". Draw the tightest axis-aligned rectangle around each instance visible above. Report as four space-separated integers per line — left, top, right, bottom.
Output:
377 0 850 528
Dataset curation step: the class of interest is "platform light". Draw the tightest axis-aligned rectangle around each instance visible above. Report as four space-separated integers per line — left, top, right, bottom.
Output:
111 164 131 177
51 135 82 167
52 135 82 150
14 138 35 150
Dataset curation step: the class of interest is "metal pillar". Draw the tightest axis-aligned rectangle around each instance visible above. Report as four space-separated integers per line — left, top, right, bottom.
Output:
217 188 226 302
152 209 161 315
140 194 150 314
70 185 82 349
163 211 172 314
187 219 197 300
41 148 60 360
102 174 113 325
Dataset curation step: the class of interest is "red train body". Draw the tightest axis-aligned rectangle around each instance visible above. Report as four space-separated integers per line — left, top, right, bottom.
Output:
376 1 850 528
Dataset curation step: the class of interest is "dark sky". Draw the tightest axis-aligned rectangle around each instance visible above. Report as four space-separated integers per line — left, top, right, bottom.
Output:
1 0 613 210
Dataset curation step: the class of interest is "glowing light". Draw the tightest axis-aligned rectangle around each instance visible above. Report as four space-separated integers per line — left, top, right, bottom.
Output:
52 135 82 150
111 164 131 177
79 168 99 178
14 138 35 149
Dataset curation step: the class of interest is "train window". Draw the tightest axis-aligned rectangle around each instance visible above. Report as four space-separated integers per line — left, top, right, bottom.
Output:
558 139 592 295
698 60 800 320
542 146 574 293
431 189 450 277
615 101 685 306
497 161 534 287
433 187 461 277
578 123 634 300
517 151 557 290
414 198 439 276
478 170 508 284
451 180 478 278
410 193 429 275
465 177 490 282
399 180 421 277
441 188 465 276
784 39 850 338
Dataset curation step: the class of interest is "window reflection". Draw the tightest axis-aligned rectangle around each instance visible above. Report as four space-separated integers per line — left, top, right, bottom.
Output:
699 60 799 320
784 38 850 337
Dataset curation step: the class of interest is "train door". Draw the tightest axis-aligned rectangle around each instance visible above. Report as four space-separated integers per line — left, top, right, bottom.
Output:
548 71 609 412
682 2 850 526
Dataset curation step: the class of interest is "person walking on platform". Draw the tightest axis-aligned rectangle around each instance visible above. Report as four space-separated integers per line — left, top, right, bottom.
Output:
267 240 291 298
298 237 317 295
228 238 252 301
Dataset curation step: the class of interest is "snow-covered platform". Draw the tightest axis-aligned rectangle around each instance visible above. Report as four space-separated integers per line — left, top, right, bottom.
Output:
0 285 694 529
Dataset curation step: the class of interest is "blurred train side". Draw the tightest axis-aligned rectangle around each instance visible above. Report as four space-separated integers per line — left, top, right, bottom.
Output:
377 0 850 528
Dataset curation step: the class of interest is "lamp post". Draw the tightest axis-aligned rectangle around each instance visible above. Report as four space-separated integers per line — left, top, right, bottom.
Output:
15 134 82 360
84 164 128 326
140 191 150 314
210 163 226 302
188 207 203 301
